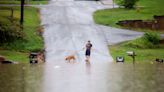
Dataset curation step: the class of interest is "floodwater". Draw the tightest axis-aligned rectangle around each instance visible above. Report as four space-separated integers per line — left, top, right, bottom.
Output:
0 62 164 92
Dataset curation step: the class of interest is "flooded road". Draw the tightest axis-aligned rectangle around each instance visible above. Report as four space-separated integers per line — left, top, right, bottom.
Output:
0 63 164 92
41 0 114 62
0 1 162 92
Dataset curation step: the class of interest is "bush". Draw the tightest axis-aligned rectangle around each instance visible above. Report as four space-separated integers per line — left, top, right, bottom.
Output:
0 22 25 44
115 0 139 9
143 32 160 45
122 32 160 48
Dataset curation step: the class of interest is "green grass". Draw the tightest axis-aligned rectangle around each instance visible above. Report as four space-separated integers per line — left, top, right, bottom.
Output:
109 40 164 63
29 1 48 5
0 1 48 5
0 7 20 28
0 6 43 62
93 0 164 31
23 7 43 51
0 50 28 62
0 1 20 4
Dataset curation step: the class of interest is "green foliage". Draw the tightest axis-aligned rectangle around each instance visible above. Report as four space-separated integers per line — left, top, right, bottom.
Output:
0 22 25 44
123 38 154 48
115 0 139 9
122 32 160 49
0 7 26 50
109 44 164 63
0 50 28 62
0 6 43 63
143 32 160 45
94 0 164 31
0 0 48 5
0 6 43 51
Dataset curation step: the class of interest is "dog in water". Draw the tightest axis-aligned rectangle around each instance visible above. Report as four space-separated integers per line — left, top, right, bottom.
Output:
65 55 76 62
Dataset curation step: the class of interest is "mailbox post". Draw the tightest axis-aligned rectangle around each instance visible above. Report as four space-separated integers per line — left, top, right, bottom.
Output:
126 51 136 63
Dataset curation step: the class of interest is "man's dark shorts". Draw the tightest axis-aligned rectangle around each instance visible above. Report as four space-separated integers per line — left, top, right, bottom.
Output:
85 49 91 56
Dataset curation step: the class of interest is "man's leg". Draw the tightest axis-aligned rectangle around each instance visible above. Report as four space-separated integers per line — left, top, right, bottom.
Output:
85 55 88 61
88 56 90 62
86 56 90 62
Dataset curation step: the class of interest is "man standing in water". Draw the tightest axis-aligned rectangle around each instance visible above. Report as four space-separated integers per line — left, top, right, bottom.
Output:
85 40 92 62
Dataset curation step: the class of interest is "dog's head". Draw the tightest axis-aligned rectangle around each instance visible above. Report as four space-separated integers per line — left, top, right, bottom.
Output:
65 57 68 60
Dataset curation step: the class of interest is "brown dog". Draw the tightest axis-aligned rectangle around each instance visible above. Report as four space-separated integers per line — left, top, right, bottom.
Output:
65 55 76 62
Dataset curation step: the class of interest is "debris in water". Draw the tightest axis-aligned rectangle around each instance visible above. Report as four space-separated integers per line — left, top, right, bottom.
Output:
54 65 61 69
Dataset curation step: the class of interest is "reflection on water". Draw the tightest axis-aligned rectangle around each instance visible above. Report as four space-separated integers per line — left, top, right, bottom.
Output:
86 62 91 75
0 64 44 92
0 63 164 92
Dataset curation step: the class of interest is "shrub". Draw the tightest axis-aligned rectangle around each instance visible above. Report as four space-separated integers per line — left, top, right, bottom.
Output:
115 0 139 9
122 32 160 48
0 21 25 44
143 32 160 45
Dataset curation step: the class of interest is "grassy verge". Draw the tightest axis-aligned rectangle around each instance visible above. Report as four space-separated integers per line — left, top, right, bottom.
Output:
0 1 48 5
109 38 164 63
0 6 43 63
0 1 20 4
93 0 164 32
0 50 28 62
29 1 48 5
23 7 43 51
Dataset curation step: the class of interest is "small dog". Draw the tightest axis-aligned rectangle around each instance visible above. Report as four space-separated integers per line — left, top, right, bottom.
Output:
65 55 76 62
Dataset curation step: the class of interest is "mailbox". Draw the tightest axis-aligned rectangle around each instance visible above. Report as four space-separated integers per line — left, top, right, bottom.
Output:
126 51 136 63
29 52 38 64
116 56 124 63
155 58 164 63
127 51 135 56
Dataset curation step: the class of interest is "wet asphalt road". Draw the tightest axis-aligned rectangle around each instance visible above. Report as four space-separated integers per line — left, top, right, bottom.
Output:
1 1 163 92
41 0 143 62
41 0 115 62
39 1 144 92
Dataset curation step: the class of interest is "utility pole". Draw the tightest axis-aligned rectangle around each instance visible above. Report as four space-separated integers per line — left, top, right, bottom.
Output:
20 0 25 25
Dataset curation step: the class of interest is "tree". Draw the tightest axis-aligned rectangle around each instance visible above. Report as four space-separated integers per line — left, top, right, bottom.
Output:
115 0 139 9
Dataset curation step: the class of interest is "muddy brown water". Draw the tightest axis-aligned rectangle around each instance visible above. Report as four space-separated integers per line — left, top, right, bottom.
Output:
0 62 164 92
